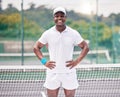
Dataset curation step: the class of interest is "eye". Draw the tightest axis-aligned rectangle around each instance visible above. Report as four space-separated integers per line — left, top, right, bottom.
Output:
61 15 64 18
55 15 65 18
54 15 59 18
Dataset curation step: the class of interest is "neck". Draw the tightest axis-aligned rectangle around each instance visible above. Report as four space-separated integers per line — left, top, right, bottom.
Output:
56 25 66 33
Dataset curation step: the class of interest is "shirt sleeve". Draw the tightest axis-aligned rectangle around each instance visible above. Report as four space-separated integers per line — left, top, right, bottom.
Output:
38 31 48 44
74 30 84 46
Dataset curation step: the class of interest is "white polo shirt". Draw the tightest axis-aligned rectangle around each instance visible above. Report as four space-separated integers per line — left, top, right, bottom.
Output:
39 26 84 73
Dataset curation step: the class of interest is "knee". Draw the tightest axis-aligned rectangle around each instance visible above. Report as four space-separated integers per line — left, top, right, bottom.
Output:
48 94 57 97
65 93 74 97
47 89 59 97
65 95 74 97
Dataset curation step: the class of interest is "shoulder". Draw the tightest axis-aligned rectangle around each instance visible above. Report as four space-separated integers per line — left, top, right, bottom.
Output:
66 26 80 35
42 26 55 35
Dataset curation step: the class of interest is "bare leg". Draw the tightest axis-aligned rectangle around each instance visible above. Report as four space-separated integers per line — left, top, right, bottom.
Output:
47 88 60 97
64 89 76 97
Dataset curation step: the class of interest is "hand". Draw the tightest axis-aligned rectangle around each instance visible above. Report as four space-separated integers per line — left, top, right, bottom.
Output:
45 61 56 69
66 60 78 69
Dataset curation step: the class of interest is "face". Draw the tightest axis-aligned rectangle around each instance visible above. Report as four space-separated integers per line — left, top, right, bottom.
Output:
54 12 66 26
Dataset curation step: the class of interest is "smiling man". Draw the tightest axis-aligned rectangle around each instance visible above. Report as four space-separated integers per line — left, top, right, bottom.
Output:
33 7 89 97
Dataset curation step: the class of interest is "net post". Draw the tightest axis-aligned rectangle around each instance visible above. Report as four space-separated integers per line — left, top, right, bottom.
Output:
21 0 24 65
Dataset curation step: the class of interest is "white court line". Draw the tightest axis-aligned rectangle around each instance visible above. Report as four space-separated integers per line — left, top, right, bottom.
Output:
41 91 46 97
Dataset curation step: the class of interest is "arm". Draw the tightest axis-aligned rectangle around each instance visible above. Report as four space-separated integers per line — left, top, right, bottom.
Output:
33 41 44 60
66 41 89 68
76 41 89 64
33 41 56 69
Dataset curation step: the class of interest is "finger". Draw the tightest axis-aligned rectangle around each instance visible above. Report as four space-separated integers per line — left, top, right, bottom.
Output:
47 65 55 69
49 61 56 63
49 66 55 69
66 60 73 63
46 62 55 69
49 62 56 67
48 63 56 69
70 65 74 69
49 67 53 69
49 61 56 65
66 63 72 67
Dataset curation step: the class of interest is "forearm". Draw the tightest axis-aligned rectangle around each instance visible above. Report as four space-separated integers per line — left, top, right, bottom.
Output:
33 41 44 60
76 46 89 64
66 45 89 69
33 42 56 68
76 42 89 64
33 47 43 60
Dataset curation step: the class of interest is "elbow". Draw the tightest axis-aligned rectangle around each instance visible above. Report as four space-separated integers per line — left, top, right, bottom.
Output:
33 41 43 54
87 46 89 53
33 45 38 54
85 45 89 53
33 41 39 53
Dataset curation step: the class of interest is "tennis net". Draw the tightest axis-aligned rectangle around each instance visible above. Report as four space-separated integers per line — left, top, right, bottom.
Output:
0 64 120 97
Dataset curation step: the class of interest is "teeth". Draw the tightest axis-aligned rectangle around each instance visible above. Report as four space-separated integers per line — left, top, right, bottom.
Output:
58 20 62 23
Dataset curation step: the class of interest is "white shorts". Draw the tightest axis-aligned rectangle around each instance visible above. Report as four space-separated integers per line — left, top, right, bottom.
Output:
44 72 79 90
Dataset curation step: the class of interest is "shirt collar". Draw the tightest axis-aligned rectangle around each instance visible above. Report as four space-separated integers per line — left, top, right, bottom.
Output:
52 25 68 33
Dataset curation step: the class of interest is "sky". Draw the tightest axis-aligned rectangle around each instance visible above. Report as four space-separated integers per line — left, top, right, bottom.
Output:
2 0 120 17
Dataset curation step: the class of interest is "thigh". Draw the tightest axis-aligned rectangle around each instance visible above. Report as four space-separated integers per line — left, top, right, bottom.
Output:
47 88 60 97
64 89 76 97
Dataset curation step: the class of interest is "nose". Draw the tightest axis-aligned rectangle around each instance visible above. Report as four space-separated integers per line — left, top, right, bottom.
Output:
57 16 62 19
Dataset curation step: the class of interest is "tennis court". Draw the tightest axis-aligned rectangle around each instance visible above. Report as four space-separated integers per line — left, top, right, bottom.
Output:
1 0 120 97
0 64 120 97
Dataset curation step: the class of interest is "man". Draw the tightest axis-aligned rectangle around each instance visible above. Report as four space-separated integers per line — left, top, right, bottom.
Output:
33 7 89 97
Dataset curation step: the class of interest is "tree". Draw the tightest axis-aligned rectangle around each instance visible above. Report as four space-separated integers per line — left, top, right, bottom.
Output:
3 3 18 14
